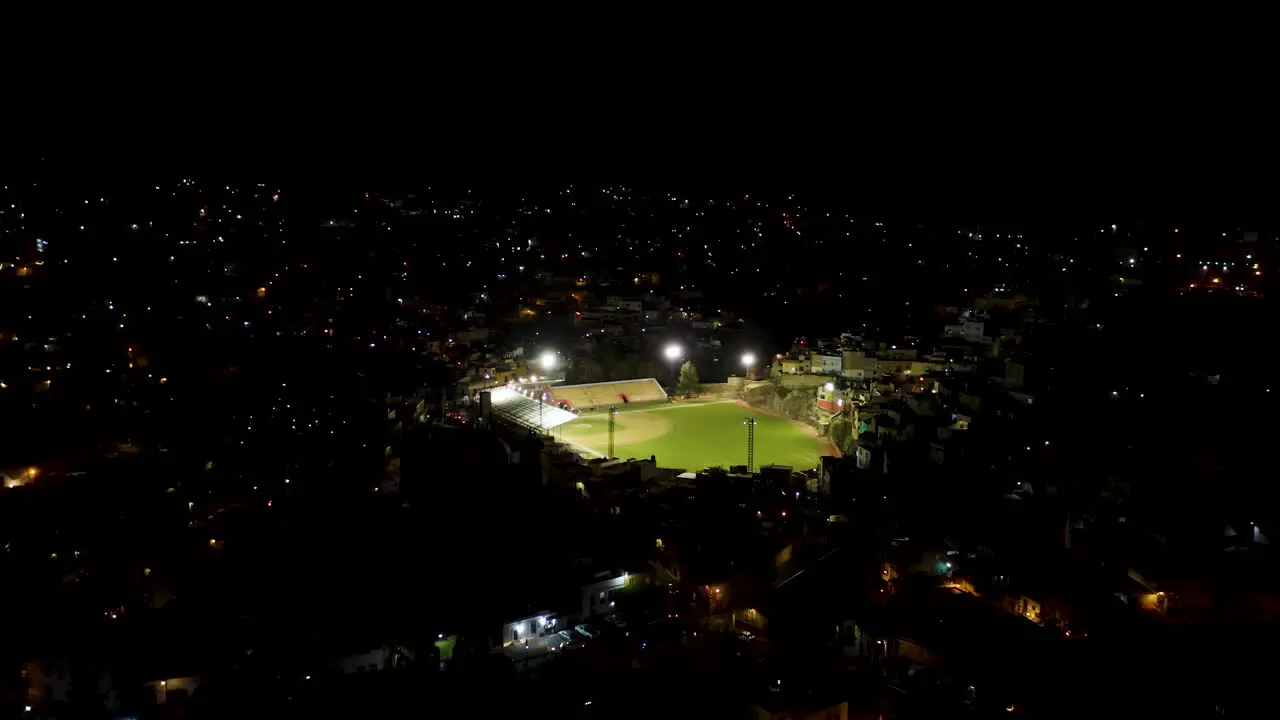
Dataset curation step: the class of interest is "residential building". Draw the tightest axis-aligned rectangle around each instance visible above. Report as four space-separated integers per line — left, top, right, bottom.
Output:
144 675 203 706
500 612 558 647
811 353 842 375
581 568 648 617
774 357 807 375
841 350 876 378
816 382 849 412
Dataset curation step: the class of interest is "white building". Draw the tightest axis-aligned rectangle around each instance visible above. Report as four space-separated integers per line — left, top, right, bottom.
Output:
811 353 842 375
943 319 988 343
144 675 203 705
581 570 646 617
501 613 557 646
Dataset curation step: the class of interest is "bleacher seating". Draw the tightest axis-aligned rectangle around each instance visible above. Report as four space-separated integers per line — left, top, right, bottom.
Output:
550 378 668 411
489 387 578 430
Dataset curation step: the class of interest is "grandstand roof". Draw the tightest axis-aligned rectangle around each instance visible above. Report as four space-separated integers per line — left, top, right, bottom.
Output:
490 387 578 430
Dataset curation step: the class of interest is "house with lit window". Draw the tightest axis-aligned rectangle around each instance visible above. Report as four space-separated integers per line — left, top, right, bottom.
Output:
810 353 842 375
580 568 650 617
500 612 559 647
774 357 807 376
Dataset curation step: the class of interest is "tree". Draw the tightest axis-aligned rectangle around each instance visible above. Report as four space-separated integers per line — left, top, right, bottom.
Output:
827 413 858 455
827 414 849 443
677 360 700 397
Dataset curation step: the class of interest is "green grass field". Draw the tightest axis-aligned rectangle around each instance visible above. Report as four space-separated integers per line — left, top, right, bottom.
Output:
555 400 829 471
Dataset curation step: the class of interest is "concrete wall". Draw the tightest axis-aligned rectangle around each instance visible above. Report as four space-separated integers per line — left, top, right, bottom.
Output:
697 382 735 397
778 374 829 389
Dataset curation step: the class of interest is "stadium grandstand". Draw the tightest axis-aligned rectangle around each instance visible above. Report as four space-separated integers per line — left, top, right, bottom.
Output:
489 387 578 431
549 378 668 412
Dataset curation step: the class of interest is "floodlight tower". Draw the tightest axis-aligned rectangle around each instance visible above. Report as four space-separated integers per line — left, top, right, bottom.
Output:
608 406 619 458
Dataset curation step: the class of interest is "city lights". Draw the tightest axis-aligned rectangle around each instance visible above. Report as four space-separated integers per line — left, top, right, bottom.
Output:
3 170 1264 708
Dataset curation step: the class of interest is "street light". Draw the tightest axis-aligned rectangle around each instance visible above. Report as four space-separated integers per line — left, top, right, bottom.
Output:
663 344 682 391
539 350 557 372
741 352 756 372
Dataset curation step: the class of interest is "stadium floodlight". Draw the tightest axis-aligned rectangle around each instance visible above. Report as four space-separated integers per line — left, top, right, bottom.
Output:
741 352 756 368
539 350 557 372
663 344 682 361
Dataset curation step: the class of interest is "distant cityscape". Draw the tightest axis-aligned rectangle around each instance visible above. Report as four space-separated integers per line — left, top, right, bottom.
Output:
0 169 1276 718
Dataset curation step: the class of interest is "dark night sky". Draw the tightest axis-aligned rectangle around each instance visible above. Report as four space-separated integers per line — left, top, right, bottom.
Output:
12 53 1280 227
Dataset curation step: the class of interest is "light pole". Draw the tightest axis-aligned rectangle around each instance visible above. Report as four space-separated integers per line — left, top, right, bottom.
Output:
608 406 618 458
741 352 756 379
664 344 682 392
744 417 757 472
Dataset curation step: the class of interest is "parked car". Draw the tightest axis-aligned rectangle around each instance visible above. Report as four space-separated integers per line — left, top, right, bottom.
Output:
558 630 575 643
603 614 628 628
575 624 596 638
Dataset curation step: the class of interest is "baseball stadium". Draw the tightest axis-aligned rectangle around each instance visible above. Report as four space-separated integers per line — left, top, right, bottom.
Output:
489 378 832 472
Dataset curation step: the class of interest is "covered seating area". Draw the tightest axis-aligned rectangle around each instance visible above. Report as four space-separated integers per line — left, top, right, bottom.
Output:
489 387 578 430
549 378 668 412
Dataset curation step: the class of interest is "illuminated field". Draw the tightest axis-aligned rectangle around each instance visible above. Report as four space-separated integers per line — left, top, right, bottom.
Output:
555 400 830 471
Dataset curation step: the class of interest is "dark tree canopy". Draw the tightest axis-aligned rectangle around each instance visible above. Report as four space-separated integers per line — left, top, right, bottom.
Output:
677 360 700 396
